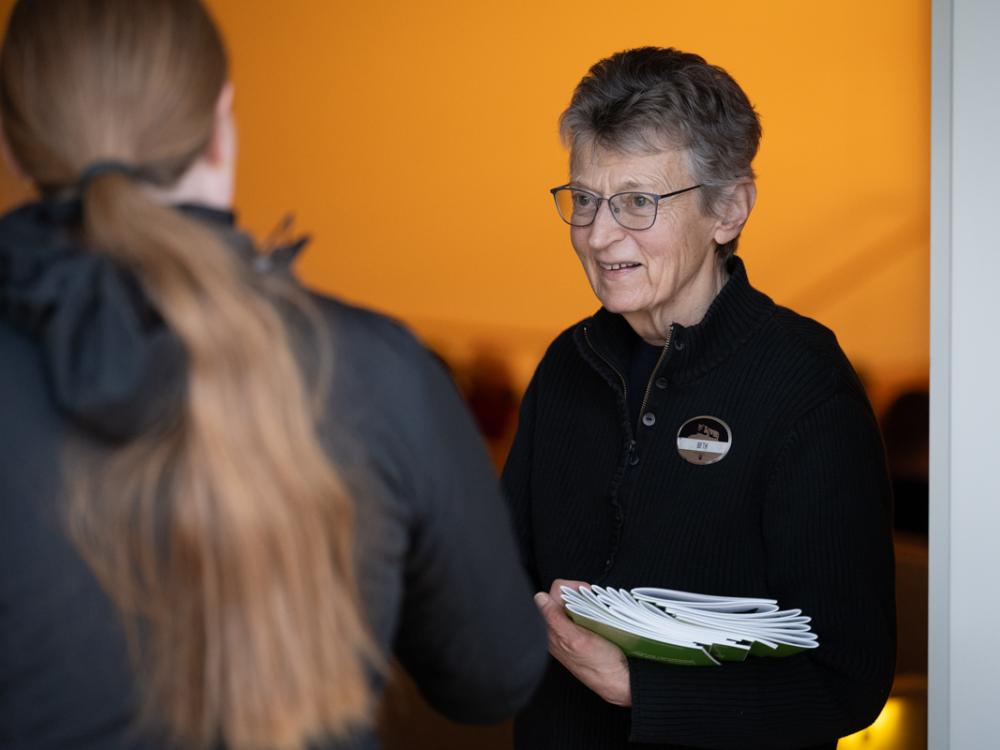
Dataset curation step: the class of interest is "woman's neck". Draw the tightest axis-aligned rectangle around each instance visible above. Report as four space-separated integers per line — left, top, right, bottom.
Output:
625 259 730 345
144 156 233 210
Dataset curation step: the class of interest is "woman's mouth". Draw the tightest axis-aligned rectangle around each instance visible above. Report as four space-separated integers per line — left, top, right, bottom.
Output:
598 261 642 275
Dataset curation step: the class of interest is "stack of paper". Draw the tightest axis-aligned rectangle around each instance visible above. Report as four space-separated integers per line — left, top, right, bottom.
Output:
560 585 819 667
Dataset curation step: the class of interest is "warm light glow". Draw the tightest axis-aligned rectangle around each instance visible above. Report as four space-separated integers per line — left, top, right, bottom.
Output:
839 698 905 748
0 0 930 404
213 0 933 405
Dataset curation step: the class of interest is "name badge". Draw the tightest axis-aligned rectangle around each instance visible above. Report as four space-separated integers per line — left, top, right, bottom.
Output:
677 416 732 465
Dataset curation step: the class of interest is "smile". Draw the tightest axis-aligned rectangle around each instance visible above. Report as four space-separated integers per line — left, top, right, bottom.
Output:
599 261 641 271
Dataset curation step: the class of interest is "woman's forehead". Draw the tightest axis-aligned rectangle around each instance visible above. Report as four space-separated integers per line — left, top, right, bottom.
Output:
569 147 693 191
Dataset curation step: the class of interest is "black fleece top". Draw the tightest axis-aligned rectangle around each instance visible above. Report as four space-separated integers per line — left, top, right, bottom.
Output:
502 256 896 750
0 200 548 749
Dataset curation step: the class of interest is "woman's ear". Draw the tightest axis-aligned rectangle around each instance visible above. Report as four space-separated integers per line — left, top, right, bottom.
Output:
713 180 756 245
203 81 235 167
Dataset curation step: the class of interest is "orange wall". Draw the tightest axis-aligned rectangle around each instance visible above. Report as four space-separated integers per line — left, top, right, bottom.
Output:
0 0 930 407
209 0 932 408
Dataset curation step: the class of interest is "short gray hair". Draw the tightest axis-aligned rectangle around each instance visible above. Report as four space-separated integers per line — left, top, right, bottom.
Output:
559 47 761 258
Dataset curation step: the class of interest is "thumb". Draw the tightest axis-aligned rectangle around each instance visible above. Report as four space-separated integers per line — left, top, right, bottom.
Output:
534 591 569 628
534 591 558 619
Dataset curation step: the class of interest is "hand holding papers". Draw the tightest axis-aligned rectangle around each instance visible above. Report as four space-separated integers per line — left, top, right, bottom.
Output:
560 585 819 667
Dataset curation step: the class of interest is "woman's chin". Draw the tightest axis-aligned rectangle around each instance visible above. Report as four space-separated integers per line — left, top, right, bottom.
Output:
595 293 646 316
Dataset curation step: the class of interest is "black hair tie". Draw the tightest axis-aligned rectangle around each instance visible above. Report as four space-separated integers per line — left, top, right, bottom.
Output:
78 160 140 193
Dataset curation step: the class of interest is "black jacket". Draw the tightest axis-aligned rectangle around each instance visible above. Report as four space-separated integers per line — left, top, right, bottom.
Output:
0 200 548 749
503 256 896 750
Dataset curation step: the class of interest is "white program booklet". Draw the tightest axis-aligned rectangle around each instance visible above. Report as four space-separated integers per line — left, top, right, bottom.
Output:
561 585 819 667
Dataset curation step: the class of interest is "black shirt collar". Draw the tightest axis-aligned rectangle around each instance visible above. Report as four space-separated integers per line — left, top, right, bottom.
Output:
574 255 775 388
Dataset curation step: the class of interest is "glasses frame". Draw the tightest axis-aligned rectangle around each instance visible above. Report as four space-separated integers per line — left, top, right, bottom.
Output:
549 183 703 230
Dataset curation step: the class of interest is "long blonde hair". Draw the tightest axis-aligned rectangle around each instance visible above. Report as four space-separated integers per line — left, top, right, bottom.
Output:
0 1 375 747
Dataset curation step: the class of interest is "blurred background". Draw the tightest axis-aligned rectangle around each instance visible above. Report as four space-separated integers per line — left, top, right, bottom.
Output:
0 0 929 747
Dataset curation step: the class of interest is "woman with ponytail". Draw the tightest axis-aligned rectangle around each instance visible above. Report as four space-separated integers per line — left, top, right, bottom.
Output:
0 1 546 748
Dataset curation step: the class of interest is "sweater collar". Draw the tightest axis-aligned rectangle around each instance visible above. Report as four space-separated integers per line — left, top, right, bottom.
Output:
574 255 775 388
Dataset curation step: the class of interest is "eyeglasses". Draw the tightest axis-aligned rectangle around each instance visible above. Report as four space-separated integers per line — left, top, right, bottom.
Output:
549 184 702 230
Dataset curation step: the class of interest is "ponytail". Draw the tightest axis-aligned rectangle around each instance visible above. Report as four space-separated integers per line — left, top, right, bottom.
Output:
68 171 376 750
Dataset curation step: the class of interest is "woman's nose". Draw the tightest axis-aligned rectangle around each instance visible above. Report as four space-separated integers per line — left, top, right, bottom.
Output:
586 199 626 248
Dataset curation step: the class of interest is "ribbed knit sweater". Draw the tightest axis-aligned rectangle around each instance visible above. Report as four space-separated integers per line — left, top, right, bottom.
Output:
502 256 895 750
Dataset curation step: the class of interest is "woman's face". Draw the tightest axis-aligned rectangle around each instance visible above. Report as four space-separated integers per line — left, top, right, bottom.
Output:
569 147 725 340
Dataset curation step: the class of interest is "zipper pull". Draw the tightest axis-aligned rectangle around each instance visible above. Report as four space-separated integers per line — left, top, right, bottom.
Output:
627 439 639 466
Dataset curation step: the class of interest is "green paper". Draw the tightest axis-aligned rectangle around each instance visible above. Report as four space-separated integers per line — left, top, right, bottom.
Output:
567 610 720 666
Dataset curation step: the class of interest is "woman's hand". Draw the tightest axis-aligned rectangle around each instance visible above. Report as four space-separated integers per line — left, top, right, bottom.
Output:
534 578 632 707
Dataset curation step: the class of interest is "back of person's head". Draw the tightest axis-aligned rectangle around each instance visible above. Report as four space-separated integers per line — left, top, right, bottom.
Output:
1 1 374 747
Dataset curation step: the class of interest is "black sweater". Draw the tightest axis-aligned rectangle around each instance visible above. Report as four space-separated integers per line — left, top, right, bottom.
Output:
0 200 548 749
502 256 895 750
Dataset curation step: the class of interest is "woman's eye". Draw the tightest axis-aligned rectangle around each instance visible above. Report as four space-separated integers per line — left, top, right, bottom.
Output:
573 192 593 207
631 194 648 208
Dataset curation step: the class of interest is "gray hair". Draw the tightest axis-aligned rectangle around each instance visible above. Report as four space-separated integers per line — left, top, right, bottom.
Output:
559 47 761 258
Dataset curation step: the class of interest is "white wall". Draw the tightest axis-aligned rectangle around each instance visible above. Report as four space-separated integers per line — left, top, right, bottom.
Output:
930 0 1000 747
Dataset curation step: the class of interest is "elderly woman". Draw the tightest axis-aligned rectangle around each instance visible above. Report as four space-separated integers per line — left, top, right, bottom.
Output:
503 47 895 749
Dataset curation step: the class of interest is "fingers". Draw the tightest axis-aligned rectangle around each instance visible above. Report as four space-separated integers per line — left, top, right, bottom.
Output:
532 586 633 707
549 578 588 599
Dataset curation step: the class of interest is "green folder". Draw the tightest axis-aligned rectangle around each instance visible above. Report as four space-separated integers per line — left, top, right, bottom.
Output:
566 609 719 666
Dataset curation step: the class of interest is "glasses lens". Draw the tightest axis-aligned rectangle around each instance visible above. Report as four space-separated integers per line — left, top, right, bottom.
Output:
609 192 657 230
555 188 599 226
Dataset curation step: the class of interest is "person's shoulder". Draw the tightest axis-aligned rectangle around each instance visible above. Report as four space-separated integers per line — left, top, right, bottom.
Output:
758 303 867 403
304 291 459 466
305 292 458 418
767 304 848 364
310 294 416 349
308 293 437 375
534 314 592 373
768 303 836 345
0 201 45 236
546 319 581 354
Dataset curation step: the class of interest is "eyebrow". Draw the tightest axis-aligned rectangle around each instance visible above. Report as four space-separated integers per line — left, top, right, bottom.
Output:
567 178 656 194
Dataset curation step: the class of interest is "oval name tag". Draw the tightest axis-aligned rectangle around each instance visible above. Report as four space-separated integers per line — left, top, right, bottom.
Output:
677 416 732 465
